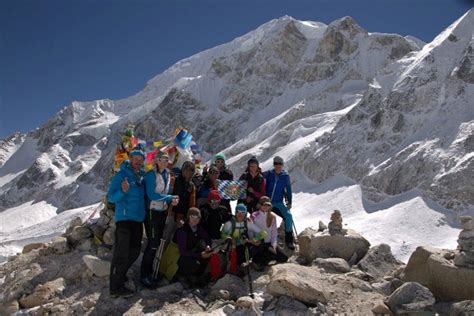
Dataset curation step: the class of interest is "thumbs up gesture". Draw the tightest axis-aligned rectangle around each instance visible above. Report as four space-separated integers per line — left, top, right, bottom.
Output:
121 178 129 193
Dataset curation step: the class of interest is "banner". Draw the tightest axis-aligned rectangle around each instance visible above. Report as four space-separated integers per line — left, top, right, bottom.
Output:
217 180 247 200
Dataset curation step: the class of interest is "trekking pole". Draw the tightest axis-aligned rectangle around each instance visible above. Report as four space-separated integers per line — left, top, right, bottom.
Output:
152 238 166 280
293 221 299 245
244 244 254 298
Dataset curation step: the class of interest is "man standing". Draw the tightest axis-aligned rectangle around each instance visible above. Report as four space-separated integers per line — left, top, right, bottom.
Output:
263 156 295 250
107 146 147 297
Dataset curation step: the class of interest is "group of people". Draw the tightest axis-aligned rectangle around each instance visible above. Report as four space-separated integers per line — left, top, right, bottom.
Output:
107 147 295 298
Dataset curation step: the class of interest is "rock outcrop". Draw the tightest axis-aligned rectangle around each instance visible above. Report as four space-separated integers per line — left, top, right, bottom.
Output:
404 246 474 301
298 227 370 264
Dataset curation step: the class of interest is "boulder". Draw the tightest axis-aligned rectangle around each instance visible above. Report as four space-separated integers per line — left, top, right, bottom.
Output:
22 243 48 254
371 302 393 315
210 274 248 301
235 296 255 309
358 244 402 280
372 280 393 296
77 238 94 252
69 226 92 243
404 246 474 301
50 237 69 254
82 255 111 277
90 224 106 240
450 300 474 316
19 278 66 308
264 295 311 315
103 227 115 246
385 282 435 315
0 300 19 315
267 263 329 305
314 258 351 273
298 228 370 264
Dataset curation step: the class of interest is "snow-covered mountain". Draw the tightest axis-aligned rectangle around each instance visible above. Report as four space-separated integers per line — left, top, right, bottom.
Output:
1 10 473 261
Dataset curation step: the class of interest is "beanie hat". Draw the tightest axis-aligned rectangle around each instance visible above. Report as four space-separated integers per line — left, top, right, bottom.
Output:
273 156 284 164
208 190 221 202
214 153 226 162
187 207 201 219
155 151 169 160
208 165 219 174
259 196 272 206
235 204 247 213
247 156 259 166
129 146 146 160
181 161 195 172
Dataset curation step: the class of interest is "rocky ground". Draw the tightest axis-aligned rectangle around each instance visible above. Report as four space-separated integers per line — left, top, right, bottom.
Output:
1 211 474 315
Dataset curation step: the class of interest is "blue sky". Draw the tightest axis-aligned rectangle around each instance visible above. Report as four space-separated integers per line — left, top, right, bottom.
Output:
0 0 472 139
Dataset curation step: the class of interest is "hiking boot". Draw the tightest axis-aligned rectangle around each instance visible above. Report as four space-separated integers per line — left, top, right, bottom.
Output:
285 232 295 250
140 276 160 289
110 287 134 298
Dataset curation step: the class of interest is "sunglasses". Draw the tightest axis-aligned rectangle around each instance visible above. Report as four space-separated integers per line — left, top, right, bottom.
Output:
273 162 283 166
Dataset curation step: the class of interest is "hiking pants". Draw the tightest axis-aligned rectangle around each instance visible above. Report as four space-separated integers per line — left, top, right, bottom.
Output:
252 242 288 265
110 220 143 291
272 202 293 233
140 209 167 278
177 256 208 277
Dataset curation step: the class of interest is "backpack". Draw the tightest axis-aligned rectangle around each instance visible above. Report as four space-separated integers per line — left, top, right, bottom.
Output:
230 217 248 240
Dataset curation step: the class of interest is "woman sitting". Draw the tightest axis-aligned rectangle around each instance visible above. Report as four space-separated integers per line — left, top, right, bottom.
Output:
248 196 288 270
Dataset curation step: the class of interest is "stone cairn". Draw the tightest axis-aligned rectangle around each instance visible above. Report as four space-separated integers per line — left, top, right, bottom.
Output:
327 210 347 236
454 216 474 269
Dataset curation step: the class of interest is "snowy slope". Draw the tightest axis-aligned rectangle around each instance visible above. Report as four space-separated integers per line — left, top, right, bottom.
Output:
0 202 100 262
0 11 473 263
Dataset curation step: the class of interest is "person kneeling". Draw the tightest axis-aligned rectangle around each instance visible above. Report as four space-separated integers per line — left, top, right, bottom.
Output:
175 207 212 287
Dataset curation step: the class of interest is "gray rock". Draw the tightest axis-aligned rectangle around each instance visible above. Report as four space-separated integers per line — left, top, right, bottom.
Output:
22 243 48 254
267 263 329 305
210 274 248 301
318 220 327 232
63 262 87 281
19 278 66 308
299 228 370 264
70 226 93 243
51 237 69 254
264 295 310 315
314 257 351 273
65 217 83 235
77 238 94 252
372 302 392 315
103 227 115 245
90 224 106 240
450 300 474 316
357 244 402 280
404 246 474 301
0 300 19 315
235 296 255 309
385 282 435 314
372 280 393 296
82 255 111 277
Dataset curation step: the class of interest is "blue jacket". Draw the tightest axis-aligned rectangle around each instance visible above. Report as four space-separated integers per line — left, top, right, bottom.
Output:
264 169 292 204
108 160 146 222
145 169 174 211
